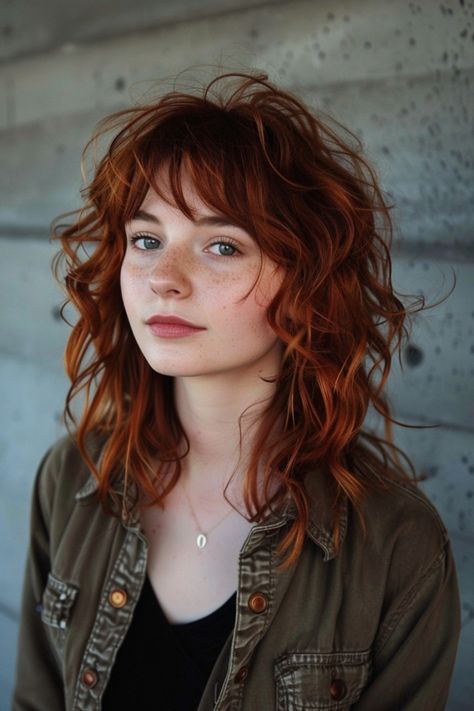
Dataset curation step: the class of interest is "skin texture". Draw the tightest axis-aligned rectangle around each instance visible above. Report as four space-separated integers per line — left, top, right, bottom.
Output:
121 176 283 381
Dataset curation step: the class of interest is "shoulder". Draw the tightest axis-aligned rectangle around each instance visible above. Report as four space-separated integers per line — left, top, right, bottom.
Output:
349 477 452 606
358 477 448 555
34 432 104 523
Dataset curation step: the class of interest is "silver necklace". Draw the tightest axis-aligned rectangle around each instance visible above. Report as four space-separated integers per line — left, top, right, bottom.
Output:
179 477 235 549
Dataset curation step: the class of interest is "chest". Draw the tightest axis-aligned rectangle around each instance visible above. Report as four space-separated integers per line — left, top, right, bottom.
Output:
140 498 255 623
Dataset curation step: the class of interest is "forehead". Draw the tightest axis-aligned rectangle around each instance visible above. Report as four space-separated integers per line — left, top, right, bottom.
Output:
129 166 242 229
139 180 202 213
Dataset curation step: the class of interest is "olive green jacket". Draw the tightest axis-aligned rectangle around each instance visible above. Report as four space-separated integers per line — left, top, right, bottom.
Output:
13 434 460 710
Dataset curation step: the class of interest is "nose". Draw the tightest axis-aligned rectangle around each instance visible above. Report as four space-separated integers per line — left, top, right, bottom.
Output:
148 246 193 298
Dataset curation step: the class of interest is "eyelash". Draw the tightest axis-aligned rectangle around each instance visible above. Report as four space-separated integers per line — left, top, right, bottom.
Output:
129 233 242 258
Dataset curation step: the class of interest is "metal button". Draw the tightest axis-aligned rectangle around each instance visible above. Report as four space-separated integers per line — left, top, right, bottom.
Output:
248 592 268 614
82 669 98 688
234 666 249 683
330 678 347 701
108 588 128 608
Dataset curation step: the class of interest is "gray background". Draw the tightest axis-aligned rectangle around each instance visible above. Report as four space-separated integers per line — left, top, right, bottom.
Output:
0 0 473 708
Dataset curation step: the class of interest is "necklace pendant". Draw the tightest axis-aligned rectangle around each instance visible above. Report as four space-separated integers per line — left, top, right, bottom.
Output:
196 533 207 549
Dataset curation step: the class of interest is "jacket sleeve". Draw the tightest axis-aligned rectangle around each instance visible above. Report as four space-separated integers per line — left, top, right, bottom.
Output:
12 447 65 711
354 537 461 711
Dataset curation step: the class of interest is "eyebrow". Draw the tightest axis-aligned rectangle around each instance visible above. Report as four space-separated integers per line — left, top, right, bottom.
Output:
129 209 240 229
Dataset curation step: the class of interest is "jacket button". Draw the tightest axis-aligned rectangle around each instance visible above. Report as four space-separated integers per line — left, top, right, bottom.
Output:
82 669 98 688
108 588 128 608
248 592 268 613
234 666 249 683
330 678 347 700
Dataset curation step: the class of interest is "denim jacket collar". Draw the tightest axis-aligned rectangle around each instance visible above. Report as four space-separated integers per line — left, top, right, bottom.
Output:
75 461 346 561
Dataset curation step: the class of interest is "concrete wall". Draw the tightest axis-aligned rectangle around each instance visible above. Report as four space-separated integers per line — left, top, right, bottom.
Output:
1 0 473 707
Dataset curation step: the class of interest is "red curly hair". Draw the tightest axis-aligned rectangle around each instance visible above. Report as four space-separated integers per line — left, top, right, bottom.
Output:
53 71 425 571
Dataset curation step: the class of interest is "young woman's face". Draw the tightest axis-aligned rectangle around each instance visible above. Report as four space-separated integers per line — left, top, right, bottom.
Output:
120 171 285 381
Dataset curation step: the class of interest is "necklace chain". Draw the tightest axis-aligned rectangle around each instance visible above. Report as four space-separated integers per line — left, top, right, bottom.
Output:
179 477 235 549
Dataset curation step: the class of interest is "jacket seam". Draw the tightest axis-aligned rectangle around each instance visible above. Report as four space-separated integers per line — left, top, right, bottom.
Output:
379 480 449 542
71 528 146 709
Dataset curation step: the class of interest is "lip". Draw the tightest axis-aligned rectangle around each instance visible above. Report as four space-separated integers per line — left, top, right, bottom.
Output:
145 314 204 329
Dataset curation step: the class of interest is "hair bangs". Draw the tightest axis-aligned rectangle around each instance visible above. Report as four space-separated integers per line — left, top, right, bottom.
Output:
119 105 280 250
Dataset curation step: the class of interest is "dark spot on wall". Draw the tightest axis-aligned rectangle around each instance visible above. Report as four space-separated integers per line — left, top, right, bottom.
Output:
405 344 424 367
422 465 439 480
381 145 390 155
434 346 442 354
409 37 416 46
51 305 62 321
469 466 474 474
115 77 126 92
364 40 372 49
461 455 469 464
466 490 473 499
470 344 474 353
327 12 335 20
439 4 454 15
318 51 326 60
442 51 449 62
249 28 259 38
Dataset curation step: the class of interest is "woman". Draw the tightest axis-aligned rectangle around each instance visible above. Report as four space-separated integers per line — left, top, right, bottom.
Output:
13 71 460 710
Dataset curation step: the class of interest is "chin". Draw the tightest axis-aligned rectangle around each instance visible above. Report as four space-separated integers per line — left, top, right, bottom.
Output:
144 358 209 378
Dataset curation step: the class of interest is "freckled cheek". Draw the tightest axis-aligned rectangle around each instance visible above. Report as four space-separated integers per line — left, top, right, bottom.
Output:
119 264 146 311
218 294 272 339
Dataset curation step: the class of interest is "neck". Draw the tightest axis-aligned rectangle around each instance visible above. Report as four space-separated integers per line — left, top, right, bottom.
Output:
172 369 281 495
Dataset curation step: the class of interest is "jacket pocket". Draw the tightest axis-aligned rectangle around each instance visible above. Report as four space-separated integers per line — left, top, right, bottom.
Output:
40 572 79 652
274 650 371 710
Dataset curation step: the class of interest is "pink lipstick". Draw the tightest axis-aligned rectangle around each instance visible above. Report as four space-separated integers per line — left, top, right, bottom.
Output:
145 314 206 338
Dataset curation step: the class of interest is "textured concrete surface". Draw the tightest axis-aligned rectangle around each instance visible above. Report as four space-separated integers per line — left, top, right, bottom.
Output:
1 0 472 708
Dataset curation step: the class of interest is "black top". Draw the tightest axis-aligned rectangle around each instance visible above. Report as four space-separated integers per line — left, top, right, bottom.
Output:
102 575 237 710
